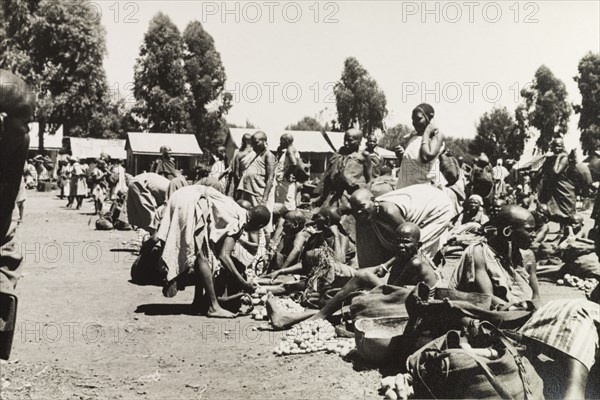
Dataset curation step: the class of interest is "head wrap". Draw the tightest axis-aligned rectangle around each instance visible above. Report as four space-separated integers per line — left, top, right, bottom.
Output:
413 103 435 124
468 194 483 206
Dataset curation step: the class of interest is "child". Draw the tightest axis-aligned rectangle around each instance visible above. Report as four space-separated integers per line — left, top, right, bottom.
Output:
266 222 438 329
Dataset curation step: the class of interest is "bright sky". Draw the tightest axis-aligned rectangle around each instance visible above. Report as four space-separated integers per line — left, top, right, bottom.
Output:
100 0 599 152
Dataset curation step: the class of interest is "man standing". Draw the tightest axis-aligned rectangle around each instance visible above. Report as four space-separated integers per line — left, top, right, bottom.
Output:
229 133 253 199
535 138 592 227
275 133 300 210
152 146 178 180
209 145 230 193
365 134 381 178
314 128 372 208
492 158 509 197
238 131 277 232
0 70 36 359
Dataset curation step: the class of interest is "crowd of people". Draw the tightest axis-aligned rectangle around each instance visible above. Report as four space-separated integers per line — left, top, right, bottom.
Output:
2 68 600 397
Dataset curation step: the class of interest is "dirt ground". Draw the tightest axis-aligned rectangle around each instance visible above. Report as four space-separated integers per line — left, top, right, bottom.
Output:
0 191 588 400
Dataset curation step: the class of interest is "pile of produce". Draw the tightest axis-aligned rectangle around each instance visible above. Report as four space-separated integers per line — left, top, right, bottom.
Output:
251 297 303 321
556 274 598 296
273 319 348 356
380 374 414 400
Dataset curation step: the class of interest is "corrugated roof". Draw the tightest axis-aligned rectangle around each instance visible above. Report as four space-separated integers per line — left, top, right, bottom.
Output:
69 137 127 160
28 123 64 150
126 132 203 156
227 128 336 153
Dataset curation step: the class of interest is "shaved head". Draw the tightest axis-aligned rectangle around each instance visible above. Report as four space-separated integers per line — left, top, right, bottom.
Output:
395 222 421 242
349 188 374 207
495 205 534 229
280 133 294 144
253 131 267 141
0 70 35 118
246 205 271 231
346 128 363 140
349 188 376 218
318 205 342 225
241 133 252 145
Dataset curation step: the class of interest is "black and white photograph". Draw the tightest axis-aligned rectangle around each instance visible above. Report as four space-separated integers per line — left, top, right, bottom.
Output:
1 1 599 398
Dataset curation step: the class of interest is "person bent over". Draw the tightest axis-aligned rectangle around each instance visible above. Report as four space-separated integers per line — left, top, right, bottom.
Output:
158 185 270 318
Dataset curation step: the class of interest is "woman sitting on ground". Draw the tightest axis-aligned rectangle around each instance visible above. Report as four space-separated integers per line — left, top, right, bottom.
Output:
449 204 599 399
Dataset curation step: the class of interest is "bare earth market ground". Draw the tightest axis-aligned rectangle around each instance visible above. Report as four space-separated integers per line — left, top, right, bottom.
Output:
0 191 585 400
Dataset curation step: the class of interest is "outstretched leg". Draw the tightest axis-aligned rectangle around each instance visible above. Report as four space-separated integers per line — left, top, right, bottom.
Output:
266 267 381 329
311 268 380 320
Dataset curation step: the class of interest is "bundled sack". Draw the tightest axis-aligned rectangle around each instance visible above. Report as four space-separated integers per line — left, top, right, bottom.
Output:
407 321 544 399
402 284 534 358
439 152 460 186
95 217 114 231
130 237 167 286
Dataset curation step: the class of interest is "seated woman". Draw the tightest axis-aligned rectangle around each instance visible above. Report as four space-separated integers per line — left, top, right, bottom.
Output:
450 194 489 236
261 206 355 284
449 204 599 399
157 185 270 318
266 222 438 329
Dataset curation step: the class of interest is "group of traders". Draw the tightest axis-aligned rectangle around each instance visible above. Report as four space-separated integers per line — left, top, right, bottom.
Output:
2 69 599 397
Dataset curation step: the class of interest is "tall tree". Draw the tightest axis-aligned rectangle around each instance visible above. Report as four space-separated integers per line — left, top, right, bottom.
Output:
378 123 412 150
29 0 111 138
1 0 113 148
183 20 232 149
470 106 525 162
519 65 571 153
334 57 387 135
133 13 191 133
444 137 474 162
573 52 600 155
286 116 323 131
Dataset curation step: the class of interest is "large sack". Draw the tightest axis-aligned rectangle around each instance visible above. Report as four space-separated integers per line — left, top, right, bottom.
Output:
130 238 166 286
407 321 544 400
95 218 113 231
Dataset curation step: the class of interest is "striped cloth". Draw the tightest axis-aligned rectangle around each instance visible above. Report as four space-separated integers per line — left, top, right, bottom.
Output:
518 299 600 370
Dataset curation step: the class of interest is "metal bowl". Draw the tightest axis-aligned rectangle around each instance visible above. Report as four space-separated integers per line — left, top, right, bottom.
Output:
354 316 409 364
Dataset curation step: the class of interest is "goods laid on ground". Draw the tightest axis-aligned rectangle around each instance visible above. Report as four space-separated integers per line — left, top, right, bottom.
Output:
273 320 354 356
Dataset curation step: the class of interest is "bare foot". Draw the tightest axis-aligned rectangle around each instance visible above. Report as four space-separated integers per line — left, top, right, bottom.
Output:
206 307 237 319
265 294 297 330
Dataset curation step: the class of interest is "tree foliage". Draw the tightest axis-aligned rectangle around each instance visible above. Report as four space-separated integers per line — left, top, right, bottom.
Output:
378 123 412 150
444 137 474 162
286 116 323 131
133 12 191 133
519 65 571 153
183 20 232 149
1 0 114 148
470 106 525 162
334 57 387 135
573 52 600 154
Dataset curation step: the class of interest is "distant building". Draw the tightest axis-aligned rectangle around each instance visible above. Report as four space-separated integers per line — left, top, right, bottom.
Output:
125 132 203 177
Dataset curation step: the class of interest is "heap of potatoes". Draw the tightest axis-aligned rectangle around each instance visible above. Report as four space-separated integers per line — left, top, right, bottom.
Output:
273 319 355 356
380 374 414 400
556 274 598 296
